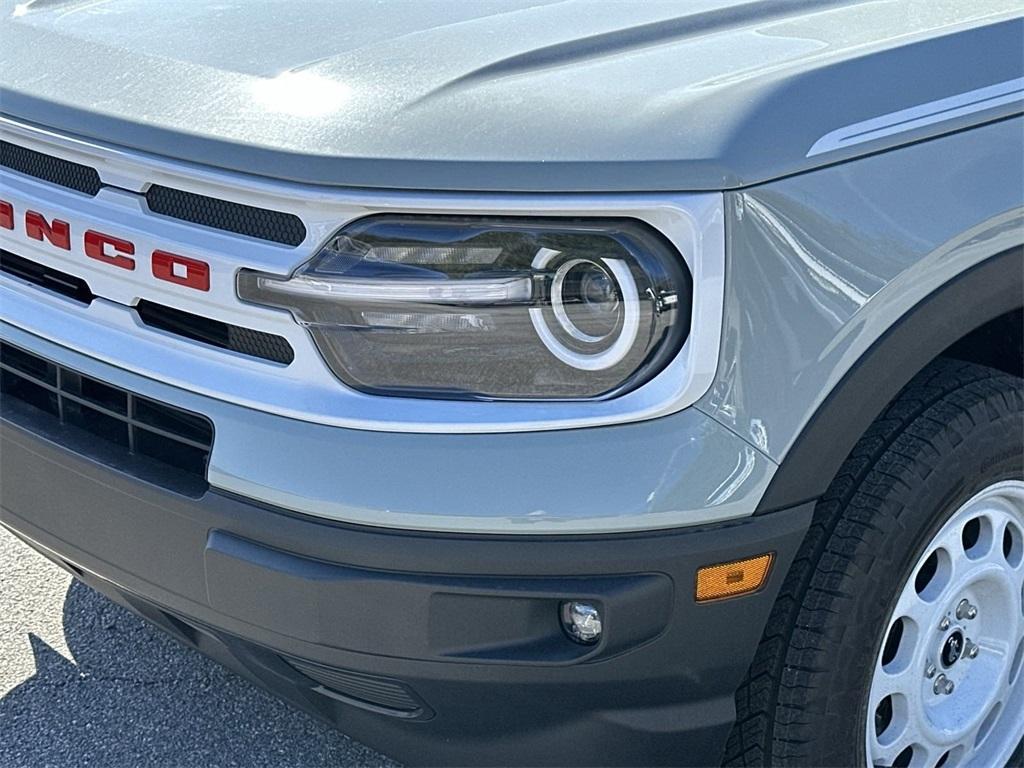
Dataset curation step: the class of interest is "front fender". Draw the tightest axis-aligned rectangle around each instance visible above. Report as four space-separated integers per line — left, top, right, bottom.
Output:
697 116 1024 510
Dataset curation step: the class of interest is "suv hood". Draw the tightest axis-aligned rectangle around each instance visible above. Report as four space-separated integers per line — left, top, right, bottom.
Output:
1 0 1021 191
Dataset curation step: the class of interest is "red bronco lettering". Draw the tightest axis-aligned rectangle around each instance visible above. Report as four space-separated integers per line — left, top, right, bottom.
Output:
1 200 210 292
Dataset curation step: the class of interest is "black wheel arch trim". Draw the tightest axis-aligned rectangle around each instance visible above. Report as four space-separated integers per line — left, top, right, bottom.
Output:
756 245 1024 514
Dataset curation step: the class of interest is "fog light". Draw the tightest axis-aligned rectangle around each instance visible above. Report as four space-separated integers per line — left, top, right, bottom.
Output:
561 601 602 644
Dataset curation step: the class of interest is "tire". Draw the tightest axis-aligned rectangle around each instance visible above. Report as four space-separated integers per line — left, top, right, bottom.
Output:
724 359 1024 767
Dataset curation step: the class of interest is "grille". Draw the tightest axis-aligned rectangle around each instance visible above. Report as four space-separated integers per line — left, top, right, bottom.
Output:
145 185 307 246
1 140 103 196
1 250 95 304
135 300 294 364
286 657 427 717
0 343 213 488
1 251 294 364
1 143 305 243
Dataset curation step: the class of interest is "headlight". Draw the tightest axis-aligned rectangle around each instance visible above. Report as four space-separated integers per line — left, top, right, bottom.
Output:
237 216 692 400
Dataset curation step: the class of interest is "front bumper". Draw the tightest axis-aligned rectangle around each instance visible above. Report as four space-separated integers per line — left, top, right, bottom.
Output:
1 417 810 766
0 331 812 766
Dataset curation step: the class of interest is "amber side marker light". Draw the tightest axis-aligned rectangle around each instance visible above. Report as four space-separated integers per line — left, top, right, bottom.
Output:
695 553 774 602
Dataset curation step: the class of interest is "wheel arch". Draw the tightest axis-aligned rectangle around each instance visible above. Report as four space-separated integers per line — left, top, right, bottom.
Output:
756 245 1024 513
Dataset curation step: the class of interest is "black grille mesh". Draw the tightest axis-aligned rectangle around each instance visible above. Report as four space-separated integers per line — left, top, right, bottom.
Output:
1 140 102 195
0 342 213 488
135 300 294 365
146 185 306 246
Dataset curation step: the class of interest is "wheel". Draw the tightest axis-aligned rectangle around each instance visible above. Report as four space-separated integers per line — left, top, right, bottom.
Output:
725 359 1024 768
866 480 1024 767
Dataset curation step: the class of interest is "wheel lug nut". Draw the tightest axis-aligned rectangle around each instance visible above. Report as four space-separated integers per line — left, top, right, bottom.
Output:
965 639 979 659
933 674 955 695
956 599 977 621
925 662 937 679
939 617 951 631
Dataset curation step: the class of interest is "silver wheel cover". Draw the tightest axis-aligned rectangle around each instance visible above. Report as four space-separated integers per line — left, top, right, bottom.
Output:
866 480 1024 767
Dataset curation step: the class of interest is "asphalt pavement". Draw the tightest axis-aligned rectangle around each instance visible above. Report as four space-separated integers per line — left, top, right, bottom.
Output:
0 527 397 768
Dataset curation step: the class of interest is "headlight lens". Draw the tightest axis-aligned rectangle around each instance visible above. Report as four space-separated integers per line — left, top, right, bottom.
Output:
237 216 691 400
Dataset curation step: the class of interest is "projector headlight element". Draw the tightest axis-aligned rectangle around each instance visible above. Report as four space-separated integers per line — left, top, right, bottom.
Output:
238 216 692 400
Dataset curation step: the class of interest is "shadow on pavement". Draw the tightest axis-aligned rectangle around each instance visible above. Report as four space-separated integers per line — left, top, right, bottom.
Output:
0 578 395 767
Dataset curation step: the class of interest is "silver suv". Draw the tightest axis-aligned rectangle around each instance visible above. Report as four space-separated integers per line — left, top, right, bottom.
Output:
1 2 1022 766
